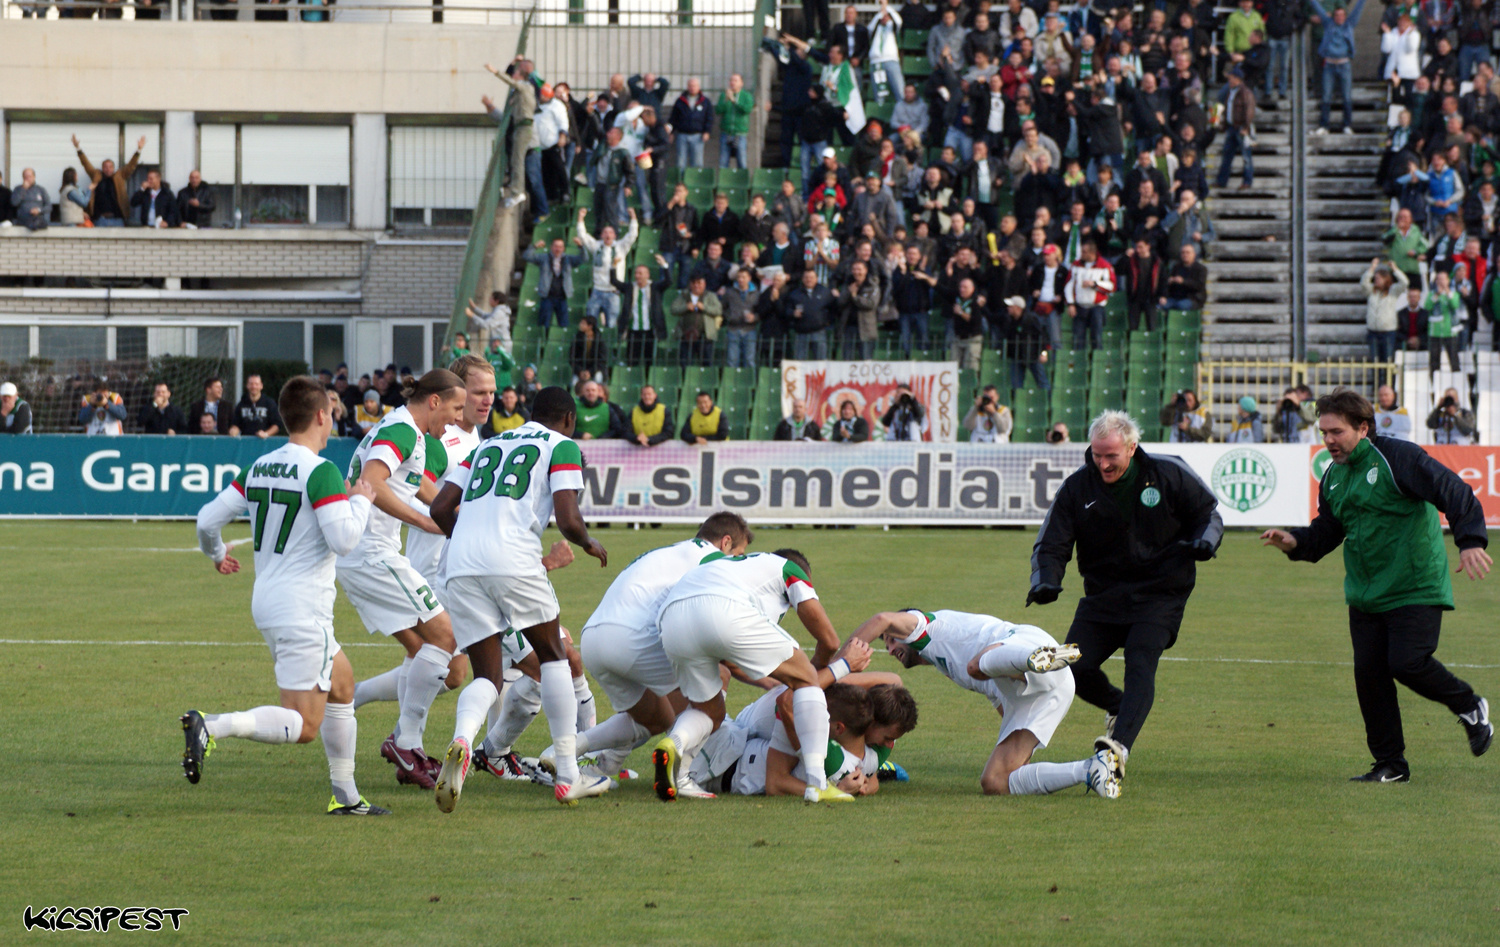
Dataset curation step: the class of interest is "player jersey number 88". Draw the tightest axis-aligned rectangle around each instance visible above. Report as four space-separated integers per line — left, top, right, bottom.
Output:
443 420 586 580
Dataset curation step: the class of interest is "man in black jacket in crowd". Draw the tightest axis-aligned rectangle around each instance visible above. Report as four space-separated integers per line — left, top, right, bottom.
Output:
177 171 216 228
1028 409 1223 775
138 382 189 434
233 374 283 439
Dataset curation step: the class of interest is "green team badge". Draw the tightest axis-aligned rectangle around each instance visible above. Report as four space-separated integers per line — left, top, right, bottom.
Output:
1366 466 1379 485
1211 448 1278 513
1139 486 1161 508
1311 448 1332 481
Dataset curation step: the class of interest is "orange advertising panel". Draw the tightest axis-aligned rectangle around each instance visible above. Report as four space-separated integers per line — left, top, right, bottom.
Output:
1308 445 1500 526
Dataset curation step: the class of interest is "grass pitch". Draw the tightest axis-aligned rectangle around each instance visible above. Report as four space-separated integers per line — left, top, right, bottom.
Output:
0 521 1496 945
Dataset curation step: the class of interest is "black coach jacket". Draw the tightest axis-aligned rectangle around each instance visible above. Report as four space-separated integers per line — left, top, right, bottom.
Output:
1030 445 1224 620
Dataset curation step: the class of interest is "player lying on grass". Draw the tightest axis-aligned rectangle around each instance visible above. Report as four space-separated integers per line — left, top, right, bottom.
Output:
337 370 467 790
351 355 494 728
850 609 1124 798
429 386 610 809
654 549 850 803
185 376 388 816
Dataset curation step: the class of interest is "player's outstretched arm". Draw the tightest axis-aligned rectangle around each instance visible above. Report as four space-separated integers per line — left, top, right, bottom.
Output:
1275 481 1346 562
850 610 920 646
764 747 809 797
430 482 463 538
196 478 250 573
816 637 873 687
360 458 443 534
553 488 606 567
796 599 842 669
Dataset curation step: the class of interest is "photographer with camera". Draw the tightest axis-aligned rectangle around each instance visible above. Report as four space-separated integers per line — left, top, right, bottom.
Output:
1273 385 1318 443
1159 389 1212 443
1426 387 1477 445
1046 422 1071 444
881 384 929 442
77 378 126 436
964 384 1013 443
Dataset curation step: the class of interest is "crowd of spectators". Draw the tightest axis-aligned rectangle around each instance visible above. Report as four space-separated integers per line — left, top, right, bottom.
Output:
1374 0 1500 379
1 135 218 231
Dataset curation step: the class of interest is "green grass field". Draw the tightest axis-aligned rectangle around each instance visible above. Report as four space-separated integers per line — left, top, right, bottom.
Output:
1 521 1496 945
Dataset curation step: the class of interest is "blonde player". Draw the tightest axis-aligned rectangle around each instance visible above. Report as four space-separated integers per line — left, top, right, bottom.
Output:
849 609 1123 798
653 549 849 803
183 376 386 815
429 387 610 809
337 370 466 789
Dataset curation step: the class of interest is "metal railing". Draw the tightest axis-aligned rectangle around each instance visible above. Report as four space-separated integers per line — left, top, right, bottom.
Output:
1290 28 1308 363
2 0 755 23
1199 358 1399 427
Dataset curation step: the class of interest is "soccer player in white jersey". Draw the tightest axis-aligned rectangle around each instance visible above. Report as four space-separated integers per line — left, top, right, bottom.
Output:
654 549 849 803
553 512 756 783
849 609 1125 798
429 386 610 808
352 356 494 718
337 369 466 790
183 376 387 815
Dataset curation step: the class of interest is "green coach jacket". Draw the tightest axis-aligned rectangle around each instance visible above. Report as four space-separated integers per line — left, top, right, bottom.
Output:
1287 435 1488 612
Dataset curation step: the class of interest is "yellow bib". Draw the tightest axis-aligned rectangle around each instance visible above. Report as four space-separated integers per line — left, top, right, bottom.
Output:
489 408 526 433
632 402 666 437
689 406 723 439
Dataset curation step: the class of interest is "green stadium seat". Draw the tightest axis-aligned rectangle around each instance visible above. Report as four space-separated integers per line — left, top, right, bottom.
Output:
900 28 928 51
612 364 646 406
1164 362 1197 394
572 185 593 208
683 168 716 190
648 365 681 394
958 368 979 400
687 187 716 212
1125 387 1163 420
866 102 895 125
752 168 787 192
682 365 717 398
833 147 853 167
901 55 932 80
717 168 750 190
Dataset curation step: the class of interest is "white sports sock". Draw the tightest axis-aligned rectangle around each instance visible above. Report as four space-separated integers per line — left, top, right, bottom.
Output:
453 677 499 745
321 702 360 806
206 706 302 744
574 674 597 732
396 644 452 751
352 658 408 709
591 720 652 775
668 707 716 776
1007 760 1090 795
577 712 646 755
482 675 540 756
540 660 580 784
977 644 1030 679
791 687 831 790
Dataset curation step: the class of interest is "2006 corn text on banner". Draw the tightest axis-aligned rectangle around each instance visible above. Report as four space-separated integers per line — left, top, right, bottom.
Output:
779 361 961 442
569 442 1313 526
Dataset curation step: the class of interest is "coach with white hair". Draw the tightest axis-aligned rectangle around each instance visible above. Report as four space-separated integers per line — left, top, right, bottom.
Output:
1027 410 1223 776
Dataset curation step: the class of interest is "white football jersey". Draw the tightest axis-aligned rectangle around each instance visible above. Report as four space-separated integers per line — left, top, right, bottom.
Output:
341 406 428 565
203 442 369 630
444 420 585 579
906 609 1059 708
662 552 818 626
584 538 722 634
405 424 481 579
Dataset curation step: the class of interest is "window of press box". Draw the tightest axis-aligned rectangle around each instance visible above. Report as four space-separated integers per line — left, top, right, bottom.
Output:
199 124 351 227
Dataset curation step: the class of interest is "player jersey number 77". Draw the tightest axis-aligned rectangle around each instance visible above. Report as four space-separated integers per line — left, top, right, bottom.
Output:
443 420 586 580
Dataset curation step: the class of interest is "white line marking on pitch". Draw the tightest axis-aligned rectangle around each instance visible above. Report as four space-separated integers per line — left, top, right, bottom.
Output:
17 537 255 553
0 640 1495 668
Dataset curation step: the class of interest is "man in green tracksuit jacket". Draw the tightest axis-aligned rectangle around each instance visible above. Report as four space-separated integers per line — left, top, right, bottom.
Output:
1262 389 1492 782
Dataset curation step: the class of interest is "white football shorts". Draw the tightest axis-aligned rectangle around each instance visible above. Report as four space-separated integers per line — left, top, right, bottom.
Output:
445 573 561 654
259 623 340 692
337 555 444 636
658 594 798 704
580 621 680 712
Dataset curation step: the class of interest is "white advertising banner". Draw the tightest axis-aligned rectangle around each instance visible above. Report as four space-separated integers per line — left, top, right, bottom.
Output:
571 442 1311 527
779 361 962 442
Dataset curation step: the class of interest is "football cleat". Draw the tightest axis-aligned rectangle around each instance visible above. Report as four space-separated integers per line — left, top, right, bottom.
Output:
1086 748 1123 799
1093 735 1128 778
804 785 855 803
675 777 717 800
472 746 529 780
434 737 472 814
388 744 437 790
379 732 399 767
554 774 612 806
180 710 214 785
518 756 557 788
652 736 680 802
1027 643 1082 673
1460 697 1492 757
327 795 391 816
1104 713 1117 739
579 762 620 790
1350 761 1410 783
876 760 909 782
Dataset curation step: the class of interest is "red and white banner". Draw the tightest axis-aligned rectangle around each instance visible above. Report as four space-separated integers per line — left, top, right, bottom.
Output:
1308 444 1500 526
780 361 961 442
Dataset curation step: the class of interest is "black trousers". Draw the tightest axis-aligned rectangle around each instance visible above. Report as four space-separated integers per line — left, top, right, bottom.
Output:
1348 605 1477 767
804 0 830 37
624 329 656 366
1065 610 1183 751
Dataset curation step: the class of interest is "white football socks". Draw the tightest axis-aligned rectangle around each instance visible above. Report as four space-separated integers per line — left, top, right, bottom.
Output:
577 712 647 756
539 660 580 784
453 677 499 746
396 643 452 751
667 707 716 777
321 702 360 806
482 674 540 756
352 657 409 709
574 674 597 731
206 706 303 744
791 686 831 790
977 644 1030 679
1007 760 1090 795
